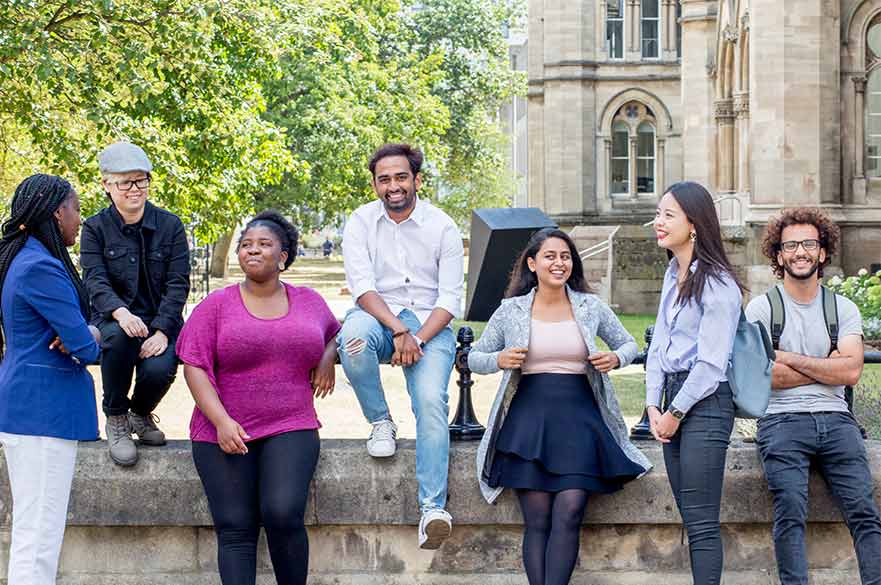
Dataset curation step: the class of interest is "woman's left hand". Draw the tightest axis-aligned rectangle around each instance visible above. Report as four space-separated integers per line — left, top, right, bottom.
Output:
655 410 681 439
49 336 69 354
587 351 620 373
311 357 336 398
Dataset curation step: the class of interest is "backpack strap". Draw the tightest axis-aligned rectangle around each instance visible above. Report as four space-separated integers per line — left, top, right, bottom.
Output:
766 286 785 351
821 285 840 354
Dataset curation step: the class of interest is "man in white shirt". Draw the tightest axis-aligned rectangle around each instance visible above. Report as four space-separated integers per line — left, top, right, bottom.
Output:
339 143 464 550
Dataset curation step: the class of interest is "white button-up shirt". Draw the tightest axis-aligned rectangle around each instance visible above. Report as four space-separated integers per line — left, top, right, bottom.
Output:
342 198 464 324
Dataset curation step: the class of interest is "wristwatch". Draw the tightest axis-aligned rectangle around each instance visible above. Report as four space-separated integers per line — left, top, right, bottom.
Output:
412 335 426 348
667 406 686 421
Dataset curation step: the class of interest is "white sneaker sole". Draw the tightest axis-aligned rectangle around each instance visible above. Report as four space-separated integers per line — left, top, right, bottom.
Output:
367 442 396 458
419 518 452 550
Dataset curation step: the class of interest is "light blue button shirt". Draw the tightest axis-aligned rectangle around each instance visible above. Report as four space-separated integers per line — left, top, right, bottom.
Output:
645 258 742 414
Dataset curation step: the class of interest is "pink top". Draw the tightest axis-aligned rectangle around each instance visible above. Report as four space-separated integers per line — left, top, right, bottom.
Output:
176 283 341 443
521 319 589 375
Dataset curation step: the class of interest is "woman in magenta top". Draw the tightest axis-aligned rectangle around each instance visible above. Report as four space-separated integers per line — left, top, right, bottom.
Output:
176 211 339 585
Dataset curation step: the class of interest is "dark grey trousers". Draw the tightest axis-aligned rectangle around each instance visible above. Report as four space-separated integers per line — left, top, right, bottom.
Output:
757 411 881 585
663 372 735 585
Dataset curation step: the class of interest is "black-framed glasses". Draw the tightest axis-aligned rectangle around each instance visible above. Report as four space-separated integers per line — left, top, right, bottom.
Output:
111 177 151 191
780 239 820 253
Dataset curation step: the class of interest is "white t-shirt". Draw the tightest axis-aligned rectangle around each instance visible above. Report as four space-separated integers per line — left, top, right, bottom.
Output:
745 285 863 415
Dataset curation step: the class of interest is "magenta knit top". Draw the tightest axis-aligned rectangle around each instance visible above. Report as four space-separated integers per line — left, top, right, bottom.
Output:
176 283 341 443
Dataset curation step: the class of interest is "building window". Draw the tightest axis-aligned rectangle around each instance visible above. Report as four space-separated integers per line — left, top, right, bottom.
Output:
641 0 660 59
867 69 881 177
610 121 629 194
607 0 624 59
676 1 682 58
637 122 655 192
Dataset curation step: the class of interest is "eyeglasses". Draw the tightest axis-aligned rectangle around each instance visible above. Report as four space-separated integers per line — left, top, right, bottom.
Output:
780 239 820 253
111 178 150 191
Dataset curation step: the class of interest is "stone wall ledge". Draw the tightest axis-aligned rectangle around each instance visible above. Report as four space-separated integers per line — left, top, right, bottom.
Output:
2 438 879 527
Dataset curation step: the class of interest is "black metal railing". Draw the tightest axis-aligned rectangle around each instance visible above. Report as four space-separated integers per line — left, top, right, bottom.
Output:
188 227 212 305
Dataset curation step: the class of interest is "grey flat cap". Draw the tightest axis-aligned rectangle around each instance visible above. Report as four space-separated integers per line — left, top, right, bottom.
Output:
98 142 153 174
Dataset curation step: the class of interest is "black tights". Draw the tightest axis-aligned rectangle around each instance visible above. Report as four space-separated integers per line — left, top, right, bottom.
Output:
192 430 320 585
516 489 590 585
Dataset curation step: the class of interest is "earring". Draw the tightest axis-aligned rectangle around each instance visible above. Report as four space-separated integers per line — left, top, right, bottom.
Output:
689 231 697 243
277 261 285 271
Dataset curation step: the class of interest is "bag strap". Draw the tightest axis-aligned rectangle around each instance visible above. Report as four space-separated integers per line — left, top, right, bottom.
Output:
766 286 785 351
821 285 840 354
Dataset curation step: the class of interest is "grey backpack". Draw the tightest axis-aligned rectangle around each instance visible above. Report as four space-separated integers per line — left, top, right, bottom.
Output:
767 285 839 354
726 309 776 419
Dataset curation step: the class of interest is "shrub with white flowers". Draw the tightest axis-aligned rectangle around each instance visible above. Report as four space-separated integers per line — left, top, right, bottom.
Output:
825 269 881 340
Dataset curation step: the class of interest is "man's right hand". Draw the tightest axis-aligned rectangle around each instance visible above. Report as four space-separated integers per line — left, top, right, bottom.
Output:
113 307 149 338
392 333 424 367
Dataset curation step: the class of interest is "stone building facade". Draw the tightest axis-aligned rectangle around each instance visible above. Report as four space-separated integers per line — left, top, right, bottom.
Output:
528 0 881 309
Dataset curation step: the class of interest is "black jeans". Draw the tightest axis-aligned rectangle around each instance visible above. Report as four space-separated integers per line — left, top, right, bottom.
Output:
99 321 178 416
757 411 881 585
663 372 735 585
192 430 320 585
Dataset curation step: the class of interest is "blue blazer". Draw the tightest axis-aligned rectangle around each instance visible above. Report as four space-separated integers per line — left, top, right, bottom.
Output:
0 237 100 440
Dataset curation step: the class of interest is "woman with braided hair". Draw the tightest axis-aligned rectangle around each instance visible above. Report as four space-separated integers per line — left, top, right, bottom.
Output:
0 174 101 584
177 210 339 585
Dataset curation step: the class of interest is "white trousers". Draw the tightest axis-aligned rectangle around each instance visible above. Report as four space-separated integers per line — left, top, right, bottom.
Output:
0 432 77 585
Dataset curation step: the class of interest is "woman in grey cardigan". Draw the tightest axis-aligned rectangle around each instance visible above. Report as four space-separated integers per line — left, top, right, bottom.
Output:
468 228 651 585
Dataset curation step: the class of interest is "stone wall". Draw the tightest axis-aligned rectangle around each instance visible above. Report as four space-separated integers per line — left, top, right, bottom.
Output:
0 439 876 584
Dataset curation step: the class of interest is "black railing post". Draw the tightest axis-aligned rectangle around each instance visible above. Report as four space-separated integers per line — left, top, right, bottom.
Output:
449 326 485 441
629 325 655 440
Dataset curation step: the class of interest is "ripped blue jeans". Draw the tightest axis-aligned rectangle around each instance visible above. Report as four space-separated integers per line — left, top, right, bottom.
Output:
336 308 455 512
662 372 735 585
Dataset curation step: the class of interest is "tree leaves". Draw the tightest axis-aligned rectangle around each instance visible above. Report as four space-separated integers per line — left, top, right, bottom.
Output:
0 0 525 236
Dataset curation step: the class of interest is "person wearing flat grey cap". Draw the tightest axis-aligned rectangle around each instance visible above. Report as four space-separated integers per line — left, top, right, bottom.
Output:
80 142 190 467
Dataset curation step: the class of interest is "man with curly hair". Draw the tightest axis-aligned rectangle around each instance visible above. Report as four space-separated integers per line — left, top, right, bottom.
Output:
745 208 881 584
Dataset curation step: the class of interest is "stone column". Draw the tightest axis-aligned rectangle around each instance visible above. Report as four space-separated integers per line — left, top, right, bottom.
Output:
853 76 867 204
663 0 675 54
734 92 750 194
628 0 641 59
679 0 717 188
715 98 736 192
656 138 666 195
629 134 639 199
750 0 840 206
526 0 599 219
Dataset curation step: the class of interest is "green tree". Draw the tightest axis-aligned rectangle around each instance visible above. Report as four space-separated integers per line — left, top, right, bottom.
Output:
0 0 297 239
257 0 450 230
260 0 525 229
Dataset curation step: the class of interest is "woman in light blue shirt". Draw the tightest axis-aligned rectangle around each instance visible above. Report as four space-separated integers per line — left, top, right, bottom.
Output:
645 181 743 585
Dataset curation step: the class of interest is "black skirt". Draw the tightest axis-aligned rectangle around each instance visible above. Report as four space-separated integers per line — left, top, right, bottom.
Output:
488 373 644 493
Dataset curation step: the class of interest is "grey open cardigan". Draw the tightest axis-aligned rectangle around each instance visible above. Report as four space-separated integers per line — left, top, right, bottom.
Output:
468 287 653 504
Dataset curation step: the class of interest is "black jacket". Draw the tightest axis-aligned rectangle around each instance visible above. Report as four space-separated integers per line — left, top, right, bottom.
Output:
80 201 190 338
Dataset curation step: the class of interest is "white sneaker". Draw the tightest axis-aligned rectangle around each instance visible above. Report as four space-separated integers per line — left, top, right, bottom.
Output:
366 419 397 457
419 508 452 550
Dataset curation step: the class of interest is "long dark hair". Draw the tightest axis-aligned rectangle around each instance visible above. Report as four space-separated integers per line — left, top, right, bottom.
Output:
505 228 591 298
0 174 90 358
664 181 745 305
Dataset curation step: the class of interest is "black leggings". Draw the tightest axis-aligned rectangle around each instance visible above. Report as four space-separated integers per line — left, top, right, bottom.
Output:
516 489 589 585
192 429 320 585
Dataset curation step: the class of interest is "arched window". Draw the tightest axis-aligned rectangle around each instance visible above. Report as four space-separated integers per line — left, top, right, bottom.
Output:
610 121 629 194
867 23 881 178
607 0 624 60
607 101 658 199
867 70 881 177
641 0 660 59
637 122 656 192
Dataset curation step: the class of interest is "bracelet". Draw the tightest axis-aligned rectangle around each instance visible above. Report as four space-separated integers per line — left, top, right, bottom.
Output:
392 328 410 339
